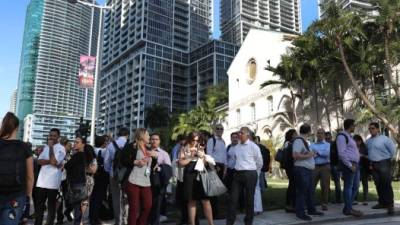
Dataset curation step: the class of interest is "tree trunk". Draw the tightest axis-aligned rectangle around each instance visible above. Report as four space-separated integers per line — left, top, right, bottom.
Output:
290 90 298 127
314 79 321 126
337 36 400 144
320 81 332 131
384 27 400 98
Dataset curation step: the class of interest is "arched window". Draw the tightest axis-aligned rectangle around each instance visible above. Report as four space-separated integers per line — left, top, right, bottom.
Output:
250 103 256 121
267 96 273 112
236 109 241 126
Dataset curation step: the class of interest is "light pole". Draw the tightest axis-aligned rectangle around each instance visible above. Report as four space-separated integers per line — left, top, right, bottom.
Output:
67 0 112 144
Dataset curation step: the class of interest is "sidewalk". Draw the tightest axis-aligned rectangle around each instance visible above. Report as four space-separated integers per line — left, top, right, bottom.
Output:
179 201 400 225
27 201 399 225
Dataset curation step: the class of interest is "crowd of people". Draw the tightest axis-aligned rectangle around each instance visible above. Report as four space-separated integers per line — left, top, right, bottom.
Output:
279 119 396 221
0 111 397 225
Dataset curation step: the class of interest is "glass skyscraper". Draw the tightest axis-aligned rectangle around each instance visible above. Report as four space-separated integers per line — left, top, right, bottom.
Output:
16 0 99 145
220 0 302 46
99 0 238 135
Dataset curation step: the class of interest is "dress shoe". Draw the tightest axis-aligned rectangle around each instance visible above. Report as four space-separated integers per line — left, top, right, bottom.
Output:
343 209 363 217
388 206 395 215
308 210 324 216
296 214 312 221
372 204 386 209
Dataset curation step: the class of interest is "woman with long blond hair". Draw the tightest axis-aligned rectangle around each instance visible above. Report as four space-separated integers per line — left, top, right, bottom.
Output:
179 132 214 225
122 128 157 225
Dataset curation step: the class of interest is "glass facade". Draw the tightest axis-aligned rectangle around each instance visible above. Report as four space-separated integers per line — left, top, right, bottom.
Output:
100 0 238 136
221 0 301 46
16 0 44 123
16 0 99 145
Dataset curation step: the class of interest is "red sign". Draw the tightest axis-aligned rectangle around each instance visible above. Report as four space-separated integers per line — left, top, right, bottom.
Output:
79 55 96 88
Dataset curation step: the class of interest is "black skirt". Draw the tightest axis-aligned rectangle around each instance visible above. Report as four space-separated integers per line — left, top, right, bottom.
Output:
183 161 209 201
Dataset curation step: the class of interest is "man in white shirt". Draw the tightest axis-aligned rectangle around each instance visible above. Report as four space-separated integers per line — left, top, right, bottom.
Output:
34 128 66 225
206 124 226 218
226 127 263 225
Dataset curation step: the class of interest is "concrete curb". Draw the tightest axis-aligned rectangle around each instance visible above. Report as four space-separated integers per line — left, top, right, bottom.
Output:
291 210 400 225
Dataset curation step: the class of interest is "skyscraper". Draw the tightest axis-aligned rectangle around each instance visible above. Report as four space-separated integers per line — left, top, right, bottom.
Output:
319 0 377 18
220 0 302 46
9 89 17 113
16 0 99 145
100 0 237 135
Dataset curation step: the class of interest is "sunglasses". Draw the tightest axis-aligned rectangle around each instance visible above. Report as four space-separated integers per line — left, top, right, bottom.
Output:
216 128 224 131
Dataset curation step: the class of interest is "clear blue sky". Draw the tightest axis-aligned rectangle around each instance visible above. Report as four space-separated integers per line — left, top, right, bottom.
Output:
0 0 318 118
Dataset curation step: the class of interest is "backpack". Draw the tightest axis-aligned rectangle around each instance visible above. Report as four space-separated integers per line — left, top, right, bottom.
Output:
275 142 294 169
275 148 285 165
330 133 349 166
259 144 271 172
112 141 131 184
0 140 28 195
94 149 107 179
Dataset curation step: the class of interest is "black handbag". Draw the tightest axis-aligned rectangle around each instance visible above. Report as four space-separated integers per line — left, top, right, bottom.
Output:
200 166 227 197
67 182 88 205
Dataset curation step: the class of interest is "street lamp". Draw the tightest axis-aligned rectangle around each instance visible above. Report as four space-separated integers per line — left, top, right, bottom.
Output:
67 0 112 145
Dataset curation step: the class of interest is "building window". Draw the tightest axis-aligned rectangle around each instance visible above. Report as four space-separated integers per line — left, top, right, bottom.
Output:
267 96 273 112
236 109 241 126
250 103 256 121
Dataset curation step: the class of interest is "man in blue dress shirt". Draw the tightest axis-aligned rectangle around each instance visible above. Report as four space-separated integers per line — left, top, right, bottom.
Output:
103 127 129 225
366 122 397 214
310 128 331 211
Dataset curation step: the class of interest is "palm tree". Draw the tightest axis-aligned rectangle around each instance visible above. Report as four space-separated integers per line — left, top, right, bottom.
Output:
314 2 400 143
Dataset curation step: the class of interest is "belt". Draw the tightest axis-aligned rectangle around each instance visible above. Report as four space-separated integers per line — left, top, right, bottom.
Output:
235 170 257 173
371 158 391 164
316 163 330 167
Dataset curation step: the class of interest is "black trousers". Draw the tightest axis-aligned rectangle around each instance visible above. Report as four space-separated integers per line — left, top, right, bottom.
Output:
285 167 296 207
359 167 369 202
210 163 225 217
89 172 110 224
227 170 257 225
371 159 394 206
56 180 73 223
34 187 58 225
149 186 167 225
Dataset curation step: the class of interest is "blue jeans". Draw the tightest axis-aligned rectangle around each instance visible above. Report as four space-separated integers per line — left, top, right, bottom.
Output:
0 194 26 225
294 166 316 217
341 162 360 213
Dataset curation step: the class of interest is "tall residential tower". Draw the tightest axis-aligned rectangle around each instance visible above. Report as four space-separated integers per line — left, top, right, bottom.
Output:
319 0 377 18
220 0 302 46
99 0 238 135
16 0 99 145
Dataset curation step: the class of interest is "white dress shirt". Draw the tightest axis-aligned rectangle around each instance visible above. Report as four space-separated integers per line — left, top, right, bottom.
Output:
36 143 66 190
206 136 227 165
233 140 263 171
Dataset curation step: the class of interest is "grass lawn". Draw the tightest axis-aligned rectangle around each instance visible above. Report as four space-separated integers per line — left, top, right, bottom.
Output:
165 178 400 221
263 178 400 210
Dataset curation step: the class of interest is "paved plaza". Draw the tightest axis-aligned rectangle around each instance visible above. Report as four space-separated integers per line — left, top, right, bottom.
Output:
26 201 399 225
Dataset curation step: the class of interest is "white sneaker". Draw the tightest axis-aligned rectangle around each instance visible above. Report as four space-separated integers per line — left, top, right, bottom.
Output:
159 215 168 222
